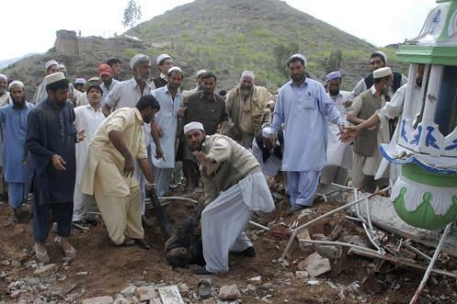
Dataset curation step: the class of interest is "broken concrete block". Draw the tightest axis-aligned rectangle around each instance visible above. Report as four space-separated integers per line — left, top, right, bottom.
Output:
295 271 309 279
150 299 163 304
315 245 342 259
135 286 157 302
306 258 331 278
298 252 324 270
33 264 58 278
178 283 189 295
158 285 184 304
81 296 114 304
218 284 241 301
296 229 312 251
120 285 136 298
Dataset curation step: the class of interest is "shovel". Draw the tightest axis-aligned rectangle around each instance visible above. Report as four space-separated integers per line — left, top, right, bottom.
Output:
146 189 173 240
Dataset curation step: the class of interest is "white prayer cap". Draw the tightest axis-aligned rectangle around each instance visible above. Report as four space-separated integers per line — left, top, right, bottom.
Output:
373 67 392 79
45 60 58 71
184 122 204 134
8 80 24 90
45 72 66 86
267 99 275 106
167 66 183 75
87 76 100 82
372 51 388 63
325 71 342 82
262 126 274 138
130 54 151 69
59 63 66 69
74 78 86 85
156 53 171 65
0 74 7 81
240 70 255 80
196 69 207 78
289 53 307 66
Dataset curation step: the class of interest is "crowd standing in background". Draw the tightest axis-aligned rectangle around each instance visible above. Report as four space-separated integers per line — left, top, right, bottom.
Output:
0 49 412 274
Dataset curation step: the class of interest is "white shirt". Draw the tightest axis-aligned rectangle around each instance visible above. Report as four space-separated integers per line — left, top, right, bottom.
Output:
100 79 120 106
377 83 422 122
74 104 106 185
251 137 282 177
104 77 153 145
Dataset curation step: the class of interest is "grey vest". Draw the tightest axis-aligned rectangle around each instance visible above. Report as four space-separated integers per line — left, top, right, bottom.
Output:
353 90 383 156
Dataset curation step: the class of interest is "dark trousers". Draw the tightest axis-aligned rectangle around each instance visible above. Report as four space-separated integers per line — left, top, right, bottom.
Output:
33 201 73 242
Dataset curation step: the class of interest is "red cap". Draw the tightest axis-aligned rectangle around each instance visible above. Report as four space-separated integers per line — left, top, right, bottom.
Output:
98 64 113 77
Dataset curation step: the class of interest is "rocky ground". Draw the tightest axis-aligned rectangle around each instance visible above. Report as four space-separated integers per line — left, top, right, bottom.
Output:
1 186 457 304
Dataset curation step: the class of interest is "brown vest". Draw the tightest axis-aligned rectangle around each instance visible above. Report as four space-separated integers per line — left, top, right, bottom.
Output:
353 90 383 156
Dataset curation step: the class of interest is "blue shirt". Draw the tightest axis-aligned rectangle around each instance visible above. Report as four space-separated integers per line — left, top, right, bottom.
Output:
271 78 343 171
0 102 34 183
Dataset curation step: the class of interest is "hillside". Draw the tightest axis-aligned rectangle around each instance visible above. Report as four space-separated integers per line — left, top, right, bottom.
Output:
1 0 406 98
128 0 404 90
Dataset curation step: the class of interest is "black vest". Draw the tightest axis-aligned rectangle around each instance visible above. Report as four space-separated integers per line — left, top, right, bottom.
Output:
153 77 168 89
255 132 284 163
364 72 402 96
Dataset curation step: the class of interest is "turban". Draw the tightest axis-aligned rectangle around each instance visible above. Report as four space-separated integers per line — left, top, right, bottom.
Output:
74 78 86 85
0 74 7 81
372 51 388 63
196 69 207 78
98 64 113 77
373 67 392 79
290 53 307 66
262 127 274 139
130 54 151 69
241 70 255 80
156 53 171 65
184 122 204 134
8 80 24 90
167 66 183 76
45 72 66 86
45 60 58 71
325 71 342 82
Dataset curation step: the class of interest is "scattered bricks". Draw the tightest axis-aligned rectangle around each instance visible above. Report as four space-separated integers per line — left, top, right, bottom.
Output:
306 258 332 278
33 264 58 278
135 286 157 302
81 296 114 304
315 245 342 259
218 284 241 301
296 229 312 251
295 271 309 279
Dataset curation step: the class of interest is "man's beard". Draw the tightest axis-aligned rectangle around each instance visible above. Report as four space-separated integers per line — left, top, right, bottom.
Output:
291 73 305 83
329 88 340 96
12 97 25 106
240 84 252 97
136 74 150 83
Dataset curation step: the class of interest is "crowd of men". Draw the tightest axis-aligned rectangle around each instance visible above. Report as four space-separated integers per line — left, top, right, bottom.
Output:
0 49 417 274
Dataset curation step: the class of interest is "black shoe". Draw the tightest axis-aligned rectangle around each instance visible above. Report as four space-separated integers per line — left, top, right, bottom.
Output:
240 246 256 257
287 204 309 215
134 238 151 250
194 266 214 275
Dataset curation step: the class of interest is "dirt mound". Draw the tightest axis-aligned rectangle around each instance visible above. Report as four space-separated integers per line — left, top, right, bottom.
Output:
0 188 456 303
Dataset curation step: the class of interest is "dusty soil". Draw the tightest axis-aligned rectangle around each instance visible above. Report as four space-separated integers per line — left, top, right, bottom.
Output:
1 188 457 304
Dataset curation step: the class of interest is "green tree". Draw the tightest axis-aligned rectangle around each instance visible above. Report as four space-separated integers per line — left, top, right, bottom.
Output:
273 43 300 77
326 49 343 73
122 0 142 28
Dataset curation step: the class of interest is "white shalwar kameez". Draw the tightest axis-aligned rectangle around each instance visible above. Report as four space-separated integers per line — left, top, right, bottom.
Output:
150 86 183 196
202 170 275 273
271 78 344 207
73 104 105 221
321 91 353 185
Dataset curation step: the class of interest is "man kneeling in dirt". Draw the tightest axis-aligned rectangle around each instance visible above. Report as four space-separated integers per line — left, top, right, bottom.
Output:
182 121 275 274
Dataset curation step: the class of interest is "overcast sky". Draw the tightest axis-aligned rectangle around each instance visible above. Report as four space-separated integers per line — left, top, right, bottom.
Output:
0 0 437 61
